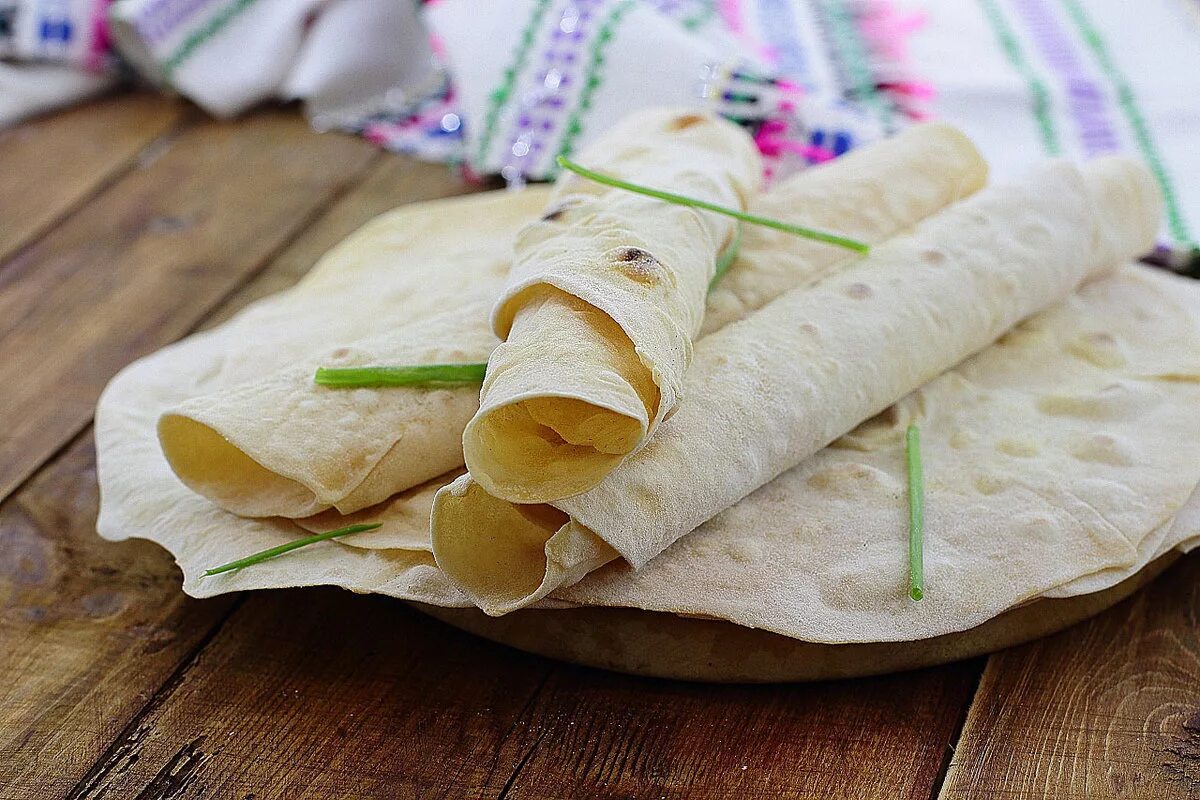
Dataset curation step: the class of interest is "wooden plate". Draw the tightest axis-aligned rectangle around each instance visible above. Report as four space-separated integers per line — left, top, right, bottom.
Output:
411 553 1176 683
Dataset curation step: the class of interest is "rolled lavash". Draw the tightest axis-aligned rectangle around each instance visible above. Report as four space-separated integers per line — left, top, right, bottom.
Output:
97 204 1200 646
431 156 1162 616
462 108 763 504
154 185 545 519
158 124 985 522
159 303 496 518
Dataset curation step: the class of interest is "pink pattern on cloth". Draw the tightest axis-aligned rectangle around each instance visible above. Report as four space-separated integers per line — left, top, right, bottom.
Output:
85 0 114 73
717 0 778 65
754 118 834 165
854 0 934 120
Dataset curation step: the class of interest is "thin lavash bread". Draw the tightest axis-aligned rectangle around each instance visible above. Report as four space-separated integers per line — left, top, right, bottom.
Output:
155 123 984 524
431 157 1164 615
95 165 1200 652
462 108 763 504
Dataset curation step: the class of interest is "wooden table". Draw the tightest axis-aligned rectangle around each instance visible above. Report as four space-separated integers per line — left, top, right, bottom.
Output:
1 92 1197 800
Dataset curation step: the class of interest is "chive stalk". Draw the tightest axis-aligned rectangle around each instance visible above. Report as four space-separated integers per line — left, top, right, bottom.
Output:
710 223 742 290
202 522 382 576
556 154 869 254
906 424 925 601
314 363 488 388
315 230 742 389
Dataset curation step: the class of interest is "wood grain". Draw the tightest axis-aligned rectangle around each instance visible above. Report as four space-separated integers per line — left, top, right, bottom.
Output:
0 92 186 265
940 551 1200 800
0 108 378 506
0 110 477 796
0 432 241 798
66 590 981 799
65 591 557 799
207 154 475 325
489 659 978 799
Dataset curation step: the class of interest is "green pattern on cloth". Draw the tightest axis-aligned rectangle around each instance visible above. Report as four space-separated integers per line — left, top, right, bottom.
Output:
552 0 636 170
821 0 895 130
474 0 553 167
1060 0 1193 246
977 0 1061 155
162 0 261 78
681 0 717 31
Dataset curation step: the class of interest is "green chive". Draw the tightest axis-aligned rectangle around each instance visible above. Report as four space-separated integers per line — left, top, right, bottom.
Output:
556 154 870 254
710 223 742 290
314 363 488 388
202 522 382 576
314 230 743 390
906 424 925 602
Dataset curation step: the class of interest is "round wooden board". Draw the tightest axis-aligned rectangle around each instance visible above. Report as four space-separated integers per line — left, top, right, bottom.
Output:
411 554 1176 683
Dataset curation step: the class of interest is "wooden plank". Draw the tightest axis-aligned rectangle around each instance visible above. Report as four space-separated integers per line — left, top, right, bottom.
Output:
68 586 981 799
0 108 379 506
490 660 979 799
65 592 556 799
0 433 241 798
940 551 1200 800
0 92 187 265
0 146 476 795
207 155 474 325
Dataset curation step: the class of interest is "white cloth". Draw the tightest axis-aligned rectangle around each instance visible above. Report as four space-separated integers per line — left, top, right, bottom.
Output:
108 0 439 122
907 0 1200 249
0 0 115 124
0 61 114 126
3 0 1198 250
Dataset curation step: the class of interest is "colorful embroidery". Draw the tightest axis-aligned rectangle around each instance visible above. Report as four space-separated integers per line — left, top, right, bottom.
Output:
473 0 553 169
977 0 1061 155
1010 0 1118 157
1060 0 1192 246
815 0 895 130
84 0 112 72
134 0 221 46
494 0 618 183
756 0 813 84
645 0 717 31
161 0 258 78
551 0 635 173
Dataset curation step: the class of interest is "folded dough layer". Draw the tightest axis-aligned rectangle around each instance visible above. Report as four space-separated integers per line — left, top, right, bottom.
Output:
433 157 1161 615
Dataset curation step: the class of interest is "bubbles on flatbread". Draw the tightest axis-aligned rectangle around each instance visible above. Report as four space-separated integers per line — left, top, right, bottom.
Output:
1067 331 1126 368
805 462 899 496
974 473 1010 495
609 246 665 286
996 437 1039 457
843 282 873 299
949 428 977 449
1036 381 1159 420
1070 433 1134 466
726 540 764 563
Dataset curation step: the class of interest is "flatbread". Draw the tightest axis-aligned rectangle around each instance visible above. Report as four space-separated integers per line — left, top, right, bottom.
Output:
552 267 1200 643
155 124 983 522
431 158 1163 616
155 189 544 517
414 553 1177 683
464 108 762 503
93 160 1200 664
702 122 986 335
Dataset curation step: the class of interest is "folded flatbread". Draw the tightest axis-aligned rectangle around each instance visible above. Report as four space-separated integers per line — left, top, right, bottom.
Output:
157 123 984 520
95 255 1200 646
156 189 534 518
462 108 763 503
552 266 1200 643
431 157 1162 615
95 183 1200 648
